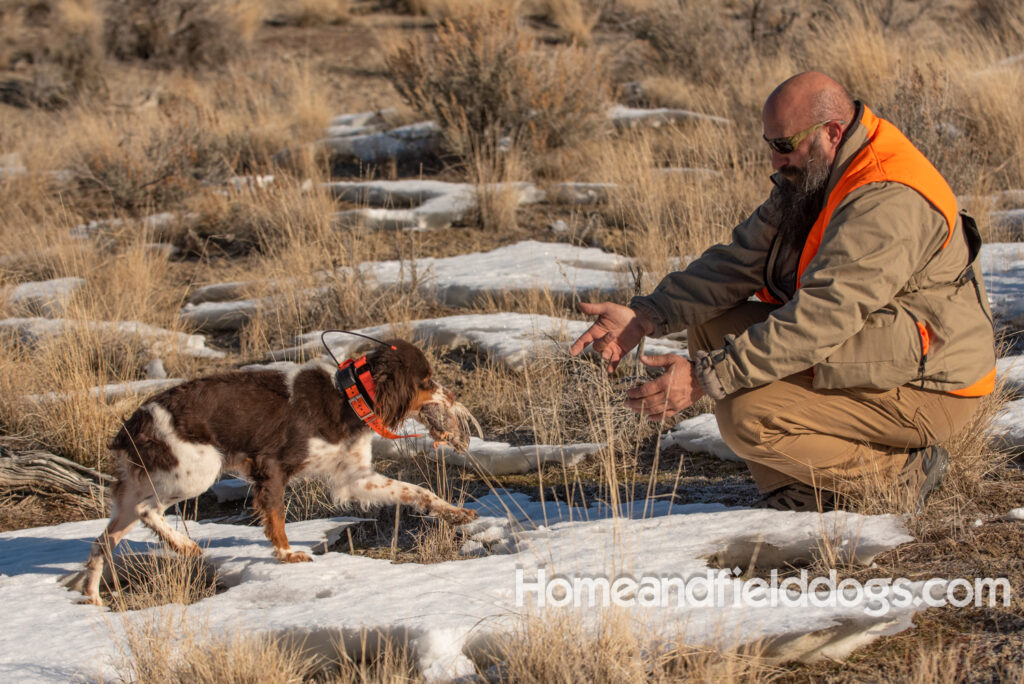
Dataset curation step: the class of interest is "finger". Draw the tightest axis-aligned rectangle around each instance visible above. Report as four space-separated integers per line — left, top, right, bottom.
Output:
576 301 605 315
639 353 684 368
618 387 667 409
625 377 665 400
569 325 605 356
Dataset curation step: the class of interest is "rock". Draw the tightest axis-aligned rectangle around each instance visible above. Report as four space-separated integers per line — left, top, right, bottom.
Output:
545 182 612 205
608 105 731 130
144 358 167 379
7 277 85 316
24 378 185 404
0 153 26 178
319 121 443 166
0 317 224 359
187 281 252 305
992 208 1024 239
328 179 542 232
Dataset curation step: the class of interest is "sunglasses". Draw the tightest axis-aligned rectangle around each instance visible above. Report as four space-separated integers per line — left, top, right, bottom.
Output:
763 120 835 154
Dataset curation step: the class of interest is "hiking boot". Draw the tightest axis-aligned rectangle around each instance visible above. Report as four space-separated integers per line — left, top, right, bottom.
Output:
899 444 950 511
753 482 837 512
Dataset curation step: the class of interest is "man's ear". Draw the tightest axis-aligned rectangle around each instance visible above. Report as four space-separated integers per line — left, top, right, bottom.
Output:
825 119 846 147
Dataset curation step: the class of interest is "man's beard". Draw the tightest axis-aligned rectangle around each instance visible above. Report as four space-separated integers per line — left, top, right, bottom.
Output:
776 137 831 250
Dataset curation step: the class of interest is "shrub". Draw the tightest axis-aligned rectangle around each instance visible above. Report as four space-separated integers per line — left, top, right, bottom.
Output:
265 0 349 26
68 116 234 216
385 4 610 162
102 0 263 70
0 0 106 108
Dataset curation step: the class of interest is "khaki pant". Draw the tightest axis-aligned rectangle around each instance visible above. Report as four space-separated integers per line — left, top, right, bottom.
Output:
689 302 980 493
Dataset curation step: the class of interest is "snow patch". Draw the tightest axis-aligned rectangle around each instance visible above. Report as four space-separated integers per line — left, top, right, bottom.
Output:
661 413 739 461
0 504 919 682
6 278 84 317
0 317 224 359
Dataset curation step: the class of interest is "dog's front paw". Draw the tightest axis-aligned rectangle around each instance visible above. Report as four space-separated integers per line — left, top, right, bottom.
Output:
438 507 479 526
78 595 105 608
276 549 313 563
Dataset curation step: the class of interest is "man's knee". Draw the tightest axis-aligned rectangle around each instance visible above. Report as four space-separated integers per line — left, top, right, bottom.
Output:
714 388 767 456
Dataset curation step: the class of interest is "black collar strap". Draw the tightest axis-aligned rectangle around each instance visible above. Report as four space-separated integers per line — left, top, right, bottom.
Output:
334 358 421 440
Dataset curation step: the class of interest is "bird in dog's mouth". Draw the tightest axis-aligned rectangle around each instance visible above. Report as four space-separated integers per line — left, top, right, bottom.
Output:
417 400 482 454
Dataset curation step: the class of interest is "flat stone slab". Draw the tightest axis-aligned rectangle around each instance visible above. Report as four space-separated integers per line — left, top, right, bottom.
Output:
372 418 603 475
608 104 731 130
0 317 224 359
180 241 633 331
5 277 84 317
318 120 443 165
24 378 185 405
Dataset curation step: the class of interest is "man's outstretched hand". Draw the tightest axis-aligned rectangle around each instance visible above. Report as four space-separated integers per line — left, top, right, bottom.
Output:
624 354 705 423
569 302 652 373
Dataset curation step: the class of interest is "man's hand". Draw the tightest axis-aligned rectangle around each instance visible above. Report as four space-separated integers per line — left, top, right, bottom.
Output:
569 302 653 373
624 354 705 423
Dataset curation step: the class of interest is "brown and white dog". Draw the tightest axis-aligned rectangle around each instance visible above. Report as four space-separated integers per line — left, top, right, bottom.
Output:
82 339 478 606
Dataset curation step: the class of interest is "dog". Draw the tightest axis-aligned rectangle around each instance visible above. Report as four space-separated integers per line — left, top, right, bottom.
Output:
82 339 479 606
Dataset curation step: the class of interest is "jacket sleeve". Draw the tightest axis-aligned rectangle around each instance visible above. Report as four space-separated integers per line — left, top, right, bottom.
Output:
711 182 950 395
629 200 779 335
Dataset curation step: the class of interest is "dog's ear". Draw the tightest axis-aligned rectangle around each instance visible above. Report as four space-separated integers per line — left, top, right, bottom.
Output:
368 340 426 429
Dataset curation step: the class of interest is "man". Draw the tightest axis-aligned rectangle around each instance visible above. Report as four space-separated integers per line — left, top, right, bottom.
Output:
570 71 996 512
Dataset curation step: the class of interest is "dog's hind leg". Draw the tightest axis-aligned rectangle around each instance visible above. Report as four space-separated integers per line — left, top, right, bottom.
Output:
84 495 142 606
350 472 478 525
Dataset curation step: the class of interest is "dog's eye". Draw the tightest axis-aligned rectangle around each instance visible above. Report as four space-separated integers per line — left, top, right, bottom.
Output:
419 379 434 391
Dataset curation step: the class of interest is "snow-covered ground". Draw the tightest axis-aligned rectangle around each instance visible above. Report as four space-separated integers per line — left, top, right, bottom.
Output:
3 194 1023 680
2 502 926 682
180 240 632 331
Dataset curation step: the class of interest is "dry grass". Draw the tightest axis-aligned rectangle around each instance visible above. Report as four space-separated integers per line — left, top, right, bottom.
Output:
266 0 350 27
479 610 777 682
1 1 1023 680
0 0 106 108
385 3 610 164
525 0 600 45
106 550 220 612
118 610 316 683
118 604 425 683
103 0 264 70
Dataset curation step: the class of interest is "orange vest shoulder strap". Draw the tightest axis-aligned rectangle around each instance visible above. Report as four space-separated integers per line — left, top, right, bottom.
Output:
796 106 959 288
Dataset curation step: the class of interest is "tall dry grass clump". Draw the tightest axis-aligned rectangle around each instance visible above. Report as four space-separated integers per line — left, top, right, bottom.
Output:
626 1 740 86
593 127 762 280
480 610 775 683
118 611 316 683
54 59 331 218
106 551 220 612
103 0 264 70
525 0 600 45
385 3 610 165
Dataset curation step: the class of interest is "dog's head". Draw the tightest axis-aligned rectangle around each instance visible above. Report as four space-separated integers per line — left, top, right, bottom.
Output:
363 339 445 429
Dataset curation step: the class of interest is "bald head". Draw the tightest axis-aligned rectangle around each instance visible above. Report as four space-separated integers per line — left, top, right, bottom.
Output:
763 71 855 133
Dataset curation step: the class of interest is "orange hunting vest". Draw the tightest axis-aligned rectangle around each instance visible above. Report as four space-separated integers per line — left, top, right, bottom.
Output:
756 106 995 397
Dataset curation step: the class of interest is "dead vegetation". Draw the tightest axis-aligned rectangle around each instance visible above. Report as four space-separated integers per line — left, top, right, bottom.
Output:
1 0 1023 680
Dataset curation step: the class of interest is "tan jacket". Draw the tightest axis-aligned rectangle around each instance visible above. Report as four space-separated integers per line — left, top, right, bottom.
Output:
631 103 996 396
